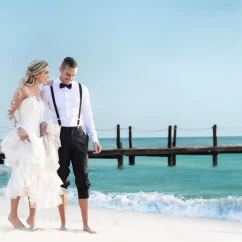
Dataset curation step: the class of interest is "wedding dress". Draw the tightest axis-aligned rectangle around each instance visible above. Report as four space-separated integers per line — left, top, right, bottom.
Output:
1 95 63 210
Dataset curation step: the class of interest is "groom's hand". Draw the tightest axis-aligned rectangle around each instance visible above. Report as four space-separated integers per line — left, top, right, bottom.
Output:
44 79 53 86
93 142 102 154
40 121 47 136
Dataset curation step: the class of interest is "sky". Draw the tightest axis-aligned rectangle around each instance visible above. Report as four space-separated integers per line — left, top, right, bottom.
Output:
0 0 242 139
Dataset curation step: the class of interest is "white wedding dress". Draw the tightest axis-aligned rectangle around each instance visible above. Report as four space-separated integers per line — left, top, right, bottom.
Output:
1 96 63 210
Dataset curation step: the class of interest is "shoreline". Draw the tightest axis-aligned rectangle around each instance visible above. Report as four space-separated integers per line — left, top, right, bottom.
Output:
0 197 242 241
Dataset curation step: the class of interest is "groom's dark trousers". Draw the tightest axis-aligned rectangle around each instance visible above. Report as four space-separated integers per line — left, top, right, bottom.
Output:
57 126 90 199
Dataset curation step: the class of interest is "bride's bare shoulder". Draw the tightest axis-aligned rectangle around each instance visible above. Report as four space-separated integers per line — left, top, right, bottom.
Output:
12 85 29 100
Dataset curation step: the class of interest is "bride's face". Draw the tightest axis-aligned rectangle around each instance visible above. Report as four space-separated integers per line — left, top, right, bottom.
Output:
37 66 50 85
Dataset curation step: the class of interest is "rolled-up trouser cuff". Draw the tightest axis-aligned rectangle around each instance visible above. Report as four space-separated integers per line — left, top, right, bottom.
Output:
61 181 70 189
78 188 89 199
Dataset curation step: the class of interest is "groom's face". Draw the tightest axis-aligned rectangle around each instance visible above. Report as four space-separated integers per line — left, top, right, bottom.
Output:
60 66 78 85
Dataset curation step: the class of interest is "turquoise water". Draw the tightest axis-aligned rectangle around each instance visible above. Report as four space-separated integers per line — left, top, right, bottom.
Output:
1 136 242 222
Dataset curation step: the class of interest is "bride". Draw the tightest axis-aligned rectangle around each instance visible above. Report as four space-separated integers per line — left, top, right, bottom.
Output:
1 59 63 230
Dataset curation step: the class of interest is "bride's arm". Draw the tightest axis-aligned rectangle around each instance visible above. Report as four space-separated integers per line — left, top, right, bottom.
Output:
7 87 27 128
7 87 30 141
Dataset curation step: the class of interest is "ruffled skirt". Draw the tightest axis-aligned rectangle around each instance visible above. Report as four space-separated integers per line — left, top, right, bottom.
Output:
1 121 63 210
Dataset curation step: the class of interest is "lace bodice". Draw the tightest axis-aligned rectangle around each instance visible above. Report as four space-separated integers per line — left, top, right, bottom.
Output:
18 97 45 136
7 85 45 137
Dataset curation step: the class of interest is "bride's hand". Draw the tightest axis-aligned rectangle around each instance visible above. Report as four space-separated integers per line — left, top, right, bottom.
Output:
45 80 53 86
17 126 30 142
40 121 48 136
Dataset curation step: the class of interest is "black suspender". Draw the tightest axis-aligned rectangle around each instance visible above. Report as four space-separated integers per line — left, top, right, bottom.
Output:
50 83 82 126
50 86 61 125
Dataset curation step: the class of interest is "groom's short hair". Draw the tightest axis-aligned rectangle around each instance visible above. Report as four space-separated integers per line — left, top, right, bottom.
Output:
61 57 78 69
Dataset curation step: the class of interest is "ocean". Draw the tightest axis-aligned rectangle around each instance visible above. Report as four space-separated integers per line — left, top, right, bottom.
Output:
1 136 242 222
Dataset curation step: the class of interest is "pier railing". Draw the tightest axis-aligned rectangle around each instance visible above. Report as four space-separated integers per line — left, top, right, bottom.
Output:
1 124 242 168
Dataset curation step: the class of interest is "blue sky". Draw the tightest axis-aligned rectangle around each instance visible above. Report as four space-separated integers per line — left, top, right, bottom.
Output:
0 0 242 138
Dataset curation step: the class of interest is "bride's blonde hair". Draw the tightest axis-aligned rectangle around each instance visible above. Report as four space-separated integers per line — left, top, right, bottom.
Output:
18 59 48 91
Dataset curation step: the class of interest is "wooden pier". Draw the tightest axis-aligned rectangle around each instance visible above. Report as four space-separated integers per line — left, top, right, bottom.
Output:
1 124 242 168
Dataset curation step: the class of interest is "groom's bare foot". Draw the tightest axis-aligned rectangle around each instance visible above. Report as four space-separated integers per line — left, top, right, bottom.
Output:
8 214 25 228
83 225 96 234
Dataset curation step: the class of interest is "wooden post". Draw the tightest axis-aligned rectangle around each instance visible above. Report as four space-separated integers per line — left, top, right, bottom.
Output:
128 126 135 165
212 124 218 166
0 152 4 164
213 124 217 146
168 125 172 148
116 124 123 169
172 125 177 166
118 142 123 169
117 124 121 148
172 125 177 147
129 126 133 148
167 125 173 166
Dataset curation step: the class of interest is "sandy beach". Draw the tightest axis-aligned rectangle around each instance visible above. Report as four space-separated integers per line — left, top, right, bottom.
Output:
0 197 242 242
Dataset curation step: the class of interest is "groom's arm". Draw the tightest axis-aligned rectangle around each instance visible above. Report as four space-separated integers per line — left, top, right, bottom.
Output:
82 85 98 143
40 86 49 108
81 85 102 154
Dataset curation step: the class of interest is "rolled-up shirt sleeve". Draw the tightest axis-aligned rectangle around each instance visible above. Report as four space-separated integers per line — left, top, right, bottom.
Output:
81 86 98 143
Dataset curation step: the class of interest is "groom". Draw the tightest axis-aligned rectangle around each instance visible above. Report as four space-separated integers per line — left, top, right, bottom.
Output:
40 57 102 233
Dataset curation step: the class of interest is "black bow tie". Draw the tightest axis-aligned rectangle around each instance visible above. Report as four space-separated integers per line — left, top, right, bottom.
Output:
60 83 72 89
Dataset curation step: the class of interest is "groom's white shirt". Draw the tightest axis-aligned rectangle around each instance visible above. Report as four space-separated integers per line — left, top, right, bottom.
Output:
40 78 98 143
